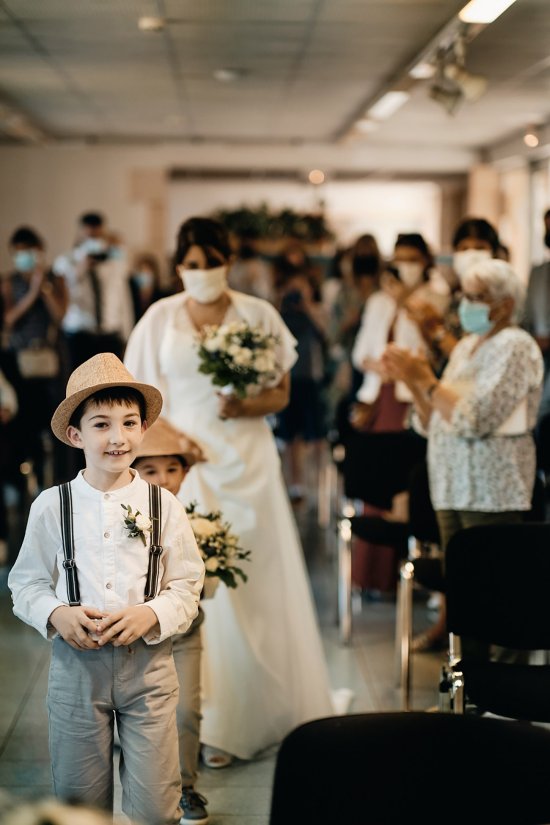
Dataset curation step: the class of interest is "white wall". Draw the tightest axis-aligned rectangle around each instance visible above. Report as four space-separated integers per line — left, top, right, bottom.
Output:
0 143 443 274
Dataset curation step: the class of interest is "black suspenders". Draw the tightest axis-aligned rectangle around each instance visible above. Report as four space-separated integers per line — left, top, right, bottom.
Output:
58 482 80 606
58 482 163 604
144 483 163 601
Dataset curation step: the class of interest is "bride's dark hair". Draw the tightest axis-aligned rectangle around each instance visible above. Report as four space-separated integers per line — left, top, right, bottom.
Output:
174 217 232 270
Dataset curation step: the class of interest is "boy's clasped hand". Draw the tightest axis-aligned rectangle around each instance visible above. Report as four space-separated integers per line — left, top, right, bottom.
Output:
49 603 159 650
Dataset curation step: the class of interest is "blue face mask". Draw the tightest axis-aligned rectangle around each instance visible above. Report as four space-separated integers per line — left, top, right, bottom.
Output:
134 271 154 289
458 297 494 335
13 249 37 273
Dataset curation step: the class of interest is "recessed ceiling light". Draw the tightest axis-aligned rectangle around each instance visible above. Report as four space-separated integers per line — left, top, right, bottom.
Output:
458 0 517 24
213 68 245 83
354 118 380 134
367 91 410 121
138 16 165 32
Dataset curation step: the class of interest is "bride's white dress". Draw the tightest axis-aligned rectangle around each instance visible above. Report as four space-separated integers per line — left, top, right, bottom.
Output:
125 290 334 759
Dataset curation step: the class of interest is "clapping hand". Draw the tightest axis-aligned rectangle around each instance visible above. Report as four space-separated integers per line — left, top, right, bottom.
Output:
381 344 435 388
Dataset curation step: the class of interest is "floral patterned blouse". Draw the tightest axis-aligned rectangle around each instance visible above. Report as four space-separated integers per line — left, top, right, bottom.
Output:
427 327 543 512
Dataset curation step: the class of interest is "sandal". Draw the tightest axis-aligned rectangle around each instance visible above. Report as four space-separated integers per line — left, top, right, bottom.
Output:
201 745 234 769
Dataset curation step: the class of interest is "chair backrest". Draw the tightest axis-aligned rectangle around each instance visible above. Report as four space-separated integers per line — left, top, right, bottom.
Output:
446 523 550 649
342 430 426 508
270 712 550 825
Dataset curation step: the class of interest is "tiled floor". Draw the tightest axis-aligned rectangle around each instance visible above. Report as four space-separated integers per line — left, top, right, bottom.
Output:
0 493 442 823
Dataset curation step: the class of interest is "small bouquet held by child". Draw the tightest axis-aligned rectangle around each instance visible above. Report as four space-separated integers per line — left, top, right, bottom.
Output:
196 321 280 399
185 501 250 597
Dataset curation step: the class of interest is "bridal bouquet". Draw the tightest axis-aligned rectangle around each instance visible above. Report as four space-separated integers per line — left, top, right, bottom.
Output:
196 321 280 399
186 501 251 590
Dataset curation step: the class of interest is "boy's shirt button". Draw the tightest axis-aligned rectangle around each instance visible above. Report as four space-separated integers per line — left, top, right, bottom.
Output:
104 532 110 539
104 494 110 500
106 582 112 589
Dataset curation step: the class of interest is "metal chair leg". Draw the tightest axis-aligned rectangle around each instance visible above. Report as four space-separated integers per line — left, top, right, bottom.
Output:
337 503 354 645
450 669 465 713
317 446 331 529
395 561 414 709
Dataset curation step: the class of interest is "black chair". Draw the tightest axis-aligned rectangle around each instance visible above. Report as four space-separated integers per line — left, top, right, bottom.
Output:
444 522 550 719
336 430 426 643
270 712 550 825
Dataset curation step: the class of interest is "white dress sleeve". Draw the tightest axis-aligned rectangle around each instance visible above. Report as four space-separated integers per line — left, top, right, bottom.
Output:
124 298 173 406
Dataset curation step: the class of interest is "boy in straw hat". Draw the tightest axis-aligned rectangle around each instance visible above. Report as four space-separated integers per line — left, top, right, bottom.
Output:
8 353 205 825
133 418 210 825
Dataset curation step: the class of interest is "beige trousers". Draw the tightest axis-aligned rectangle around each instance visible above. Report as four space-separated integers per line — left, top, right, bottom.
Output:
47 636 181 825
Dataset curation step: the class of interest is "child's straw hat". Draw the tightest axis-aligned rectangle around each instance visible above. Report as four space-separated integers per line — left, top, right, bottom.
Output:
51 353 163 445
134 418 195 466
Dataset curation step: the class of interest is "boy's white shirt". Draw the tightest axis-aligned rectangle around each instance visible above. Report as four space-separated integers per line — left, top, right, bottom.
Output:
8 469 205 644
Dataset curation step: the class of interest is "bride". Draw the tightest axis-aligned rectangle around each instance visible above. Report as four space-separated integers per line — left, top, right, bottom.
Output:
124 217 334 763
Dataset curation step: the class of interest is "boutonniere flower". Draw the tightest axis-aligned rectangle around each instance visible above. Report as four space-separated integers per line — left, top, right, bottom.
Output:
121 504 153 546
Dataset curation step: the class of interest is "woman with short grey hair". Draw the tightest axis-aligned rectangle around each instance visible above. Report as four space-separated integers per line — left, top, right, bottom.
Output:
382 257 543 651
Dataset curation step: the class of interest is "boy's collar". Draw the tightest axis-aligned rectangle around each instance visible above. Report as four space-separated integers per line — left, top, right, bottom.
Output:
73 468 141 499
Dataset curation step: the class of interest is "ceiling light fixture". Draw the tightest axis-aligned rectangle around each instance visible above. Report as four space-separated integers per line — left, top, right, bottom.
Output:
367 91 410 121
308 169 325 185
524 130 540 148
354 118 380 134
213 68 245 83
409 62 436 80
138 16 165 32
458 0 517 25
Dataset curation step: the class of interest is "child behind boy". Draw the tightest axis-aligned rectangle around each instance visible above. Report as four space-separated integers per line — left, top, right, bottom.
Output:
133 418 210 825
8 354 205 825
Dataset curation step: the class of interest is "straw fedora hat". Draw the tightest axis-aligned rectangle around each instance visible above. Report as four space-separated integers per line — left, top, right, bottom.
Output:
51 352 163 446
134 418 198 466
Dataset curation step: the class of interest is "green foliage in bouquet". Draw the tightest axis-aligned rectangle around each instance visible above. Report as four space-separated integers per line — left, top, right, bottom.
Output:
186 501 251 589
196 321 279 399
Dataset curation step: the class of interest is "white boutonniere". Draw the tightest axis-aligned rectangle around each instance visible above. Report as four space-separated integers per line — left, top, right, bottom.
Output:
121 504 153 546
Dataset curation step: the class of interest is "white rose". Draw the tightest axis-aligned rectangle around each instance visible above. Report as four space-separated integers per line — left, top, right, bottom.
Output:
204 336 223 352
205 557 220 572
233 347 253 366
135 513 152 532
190 517 219 538
253 354 269 373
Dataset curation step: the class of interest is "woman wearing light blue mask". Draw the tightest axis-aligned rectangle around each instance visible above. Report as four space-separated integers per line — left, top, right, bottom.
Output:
381 258 543 656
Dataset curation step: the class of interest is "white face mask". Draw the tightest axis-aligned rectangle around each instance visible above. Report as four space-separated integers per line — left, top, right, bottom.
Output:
453 248 491 279
179 265 227 303
394 261 424 288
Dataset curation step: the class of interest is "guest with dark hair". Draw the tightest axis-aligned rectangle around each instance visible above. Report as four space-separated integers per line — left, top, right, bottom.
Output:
1 225 67 488
525 208 550 373
53 211 133 371
128 252 166 323
228 231 274 303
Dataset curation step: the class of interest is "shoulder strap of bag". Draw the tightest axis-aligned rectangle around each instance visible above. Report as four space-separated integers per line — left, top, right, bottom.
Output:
144 484 163 601
58 482 81 606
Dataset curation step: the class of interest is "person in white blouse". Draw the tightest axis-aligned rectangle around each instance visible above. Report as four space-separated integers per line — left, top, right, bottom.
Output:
8 352 204 825
382 258 544 652
351 232 448 433
124 217 335 767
